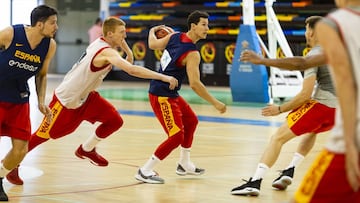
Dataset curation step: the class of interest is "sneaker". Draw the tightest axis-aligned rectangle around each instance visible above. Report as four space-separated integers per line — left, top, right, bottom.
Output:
231 178 262 196
75 145 108 167
175 163 205 176
135 169 164 184
272 167 294 190
0 178 8 201
6 166 23 185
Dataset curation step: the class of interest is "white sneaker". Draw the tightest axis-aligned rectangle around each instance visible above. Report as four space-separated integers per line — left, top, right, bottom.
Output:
175 163 205 176
135 169 164 184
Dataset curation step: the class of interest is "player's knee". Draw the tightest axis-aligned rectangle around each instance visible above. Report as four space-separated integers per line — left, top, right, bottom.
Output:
186 116 198 130
170 133 184 146
112 114 124 129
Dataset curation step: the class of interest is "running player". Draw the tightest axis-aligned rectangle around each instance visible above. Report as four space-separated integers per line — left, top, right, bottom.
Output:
231 16 337 196
5 17 178 186
0 5 58 201
135 10 226 184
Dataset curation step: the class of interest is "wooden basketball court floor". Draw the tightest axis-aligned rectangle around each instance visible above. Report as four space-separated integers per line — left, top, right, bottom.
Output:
0 74 330 203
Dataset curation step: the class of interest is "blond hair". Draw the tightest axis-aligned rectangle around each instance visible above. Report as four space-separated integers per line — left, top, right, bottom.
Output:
102 17 126 37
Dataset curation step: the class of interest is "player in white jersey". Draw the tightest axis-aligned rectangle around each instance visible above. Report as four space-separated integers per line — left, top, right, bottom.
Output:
5 17 178 185
292 1 360 202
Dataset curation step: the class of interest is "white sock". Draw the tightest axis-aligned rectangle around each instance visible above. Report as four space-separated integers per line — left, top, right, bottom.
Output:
141 155 161 176
252 163 269 181
287 152 304 169
82 134 102 152
179 147 195 171
0 163 11 178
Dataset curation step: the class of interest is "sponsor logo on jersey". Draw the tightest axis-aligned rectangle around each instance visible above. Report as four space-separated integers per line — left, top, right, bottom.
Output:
14 50 41 63
8 60 38 72
15 43 24 47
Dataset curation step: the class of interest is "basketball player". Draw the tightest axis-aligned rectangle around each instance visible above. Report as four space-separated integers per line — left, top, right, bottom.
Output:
292 1 360 202
231 16 337 196
6 17 178 186
0 5 58 201
135 10 226 184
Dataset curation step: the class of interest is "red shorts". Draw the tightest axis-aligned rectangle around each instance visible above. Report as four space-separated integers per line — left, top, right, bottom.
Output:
287 100 335 136
35 91 120 139
294 149 360 203
0 101 31 140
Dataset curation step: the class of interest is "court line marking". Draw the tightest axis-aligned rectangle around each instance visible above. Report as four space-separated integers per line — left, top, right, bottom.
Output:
118 109 282 127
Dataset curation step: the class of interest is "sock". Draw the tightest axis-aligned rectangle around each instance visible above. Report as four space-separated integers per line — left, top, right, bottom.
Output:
0 163 10 178
287 152 304 169
141 155 160 176
179 147 195 171
82 134 102 152
252 163 269 181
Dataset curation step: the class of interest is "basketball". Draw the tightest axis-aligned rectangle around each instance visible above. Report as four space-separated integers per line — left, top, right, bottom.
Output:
155 27 172 39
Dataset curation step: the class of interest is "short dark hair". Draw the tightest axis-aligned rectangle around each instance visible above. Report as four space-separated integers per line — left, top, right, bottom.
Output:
305 16 323 29
95 17 102 24
187 10 209 30
30 5 58 27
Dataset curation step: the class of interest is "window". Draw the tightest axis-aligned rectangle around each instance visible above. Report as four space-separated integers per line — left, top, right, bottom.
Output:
0 0 39 29
0 0 11 29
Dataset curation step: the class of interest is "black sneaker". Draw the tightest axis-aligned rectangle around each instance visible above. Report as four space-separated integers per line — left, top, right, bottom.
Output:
175 164 205 176
272 167 294 190
231 178 262 196
0 178 9 201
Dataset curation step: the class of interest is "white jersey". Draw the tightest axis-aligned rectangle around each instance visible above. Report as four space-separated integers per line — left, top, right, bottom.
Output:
325 8 360 153
55 38 112 109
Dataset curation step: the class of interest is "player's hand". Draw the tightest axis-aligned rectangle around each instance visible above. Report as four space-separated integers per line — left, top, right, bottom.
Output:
261 104 281 116
214 101 226 114
345 143 360 192
166 76 178 90
240 50 262 64
38 104 52 123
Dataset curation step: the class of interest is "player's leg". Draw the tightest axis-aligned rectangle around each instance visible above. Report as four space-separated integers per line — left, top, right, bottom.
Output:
175 96 204 176
75 92 123 167
272 133 316 190
7 96 82 185
231 123 296 196
135 94 182 184
2 103 31 186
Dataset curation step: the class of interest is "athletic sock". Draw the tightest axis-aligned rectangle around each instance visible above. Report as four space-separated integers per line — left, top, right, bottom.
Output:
178 147 195 171
0 163 10 178
252 163 269 181
141 155 161 176
287 152 304 169
82 134 102 151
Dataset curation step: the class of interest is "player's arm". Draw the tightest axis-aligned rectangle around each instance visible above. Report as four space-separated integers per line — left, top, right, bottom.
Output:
35 38 56 122
185 51 226 113
262 73 316 116
148 25 173 50
100 48 178 89
240 49 326 71
0 26 14 50
118 39 134 64
317 20 359 191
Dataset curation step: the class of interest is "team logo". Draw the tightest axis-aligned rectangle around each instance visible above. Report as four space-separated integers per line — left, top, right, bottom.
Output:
154 49 163 61
276 47 285 59
200 42 216 63
225 43 235 64
132 41 146 60
302 47 311 56
241 40 249 50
